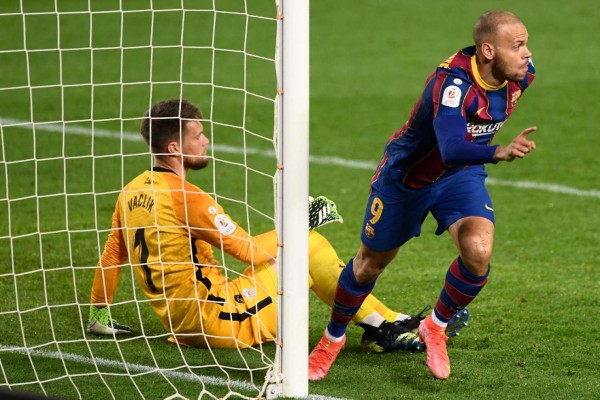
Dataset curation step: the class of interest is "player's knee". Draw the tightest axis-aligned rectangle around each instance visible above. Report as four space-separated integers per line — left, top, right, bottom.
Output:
460 241 492 276
451 216 495 276
453 222 493 276
354 261 385 284
353 247 395 284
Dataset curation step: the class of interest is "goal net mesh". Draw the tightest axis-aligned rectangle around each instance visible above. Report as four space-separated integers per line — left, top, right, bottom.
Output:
0 1 282 399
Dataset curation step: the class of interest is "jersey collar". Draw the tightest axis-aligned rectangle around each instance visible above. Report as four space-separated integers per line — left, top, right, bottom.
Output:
471 55 507 91
151 166 177 174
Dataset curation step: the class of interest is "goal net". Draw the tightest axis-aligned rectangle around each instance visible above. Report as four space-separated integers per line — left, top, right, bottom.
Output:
0 0 308 399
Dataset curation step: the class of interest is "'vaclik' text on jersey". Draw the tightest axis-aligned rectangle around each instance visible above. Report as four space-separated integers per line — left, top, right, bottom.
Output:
128 193 155 213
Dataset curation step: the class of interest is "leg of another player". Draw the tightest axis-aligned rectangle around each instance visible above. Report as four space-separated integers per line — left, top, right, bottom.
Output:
419 216 493 379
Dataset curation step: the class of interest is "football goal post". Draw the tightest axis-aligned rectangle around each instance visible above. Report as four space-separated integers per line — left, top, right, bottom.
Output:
0 0 308 399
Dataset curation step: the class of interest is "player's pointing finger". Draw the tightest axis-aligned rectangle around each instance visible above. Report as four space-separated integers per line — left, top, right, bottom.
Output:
519 126 537 137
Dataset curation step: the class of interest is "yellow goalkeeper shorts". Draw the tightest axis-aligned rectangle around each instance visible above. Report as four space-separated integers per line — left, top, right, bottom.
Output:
169 263 278 349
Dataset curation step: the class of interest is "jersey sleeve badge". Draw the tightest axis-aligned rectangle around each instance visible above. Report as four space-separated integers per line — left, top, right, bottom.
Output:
214 214 237 236
441 85 462 108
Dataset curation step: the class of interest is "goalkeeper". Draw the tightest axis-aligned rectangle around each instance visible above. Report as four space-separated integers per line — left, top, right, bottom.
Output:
87 98 432 352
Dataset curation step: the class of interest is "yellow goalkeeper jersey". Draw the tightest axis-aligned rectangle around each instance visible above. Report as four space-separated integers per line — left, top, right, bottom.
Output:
91 167 278 345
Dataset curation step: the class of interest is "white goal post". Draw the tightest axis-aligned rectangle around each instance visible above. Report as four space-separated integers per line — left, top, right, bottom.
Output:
0 0 309 399
276 0 310 397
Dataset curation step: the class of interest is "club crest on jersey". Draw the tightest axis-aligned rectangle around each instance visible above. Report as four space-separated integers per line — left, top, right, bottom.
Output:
364 223 375 239
441 85 461 108
511 90 522 107
214 214 237 236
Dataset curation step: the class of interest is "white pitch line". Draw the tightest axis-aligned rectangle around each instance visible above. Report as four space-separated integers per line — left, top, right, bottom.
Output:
0 344 349 400
1 117 598 199
486 177 600 198
0 344 257 391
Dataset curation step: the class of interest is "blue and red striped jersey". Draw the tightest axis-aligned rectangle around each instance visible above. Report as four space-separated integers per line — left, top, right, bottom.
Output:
372 46 535 189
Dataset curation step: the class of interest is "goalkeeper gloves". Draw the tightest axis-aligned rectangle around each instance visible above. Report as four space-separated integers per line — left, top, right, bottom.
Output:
308 195 343 230
87 305 132 336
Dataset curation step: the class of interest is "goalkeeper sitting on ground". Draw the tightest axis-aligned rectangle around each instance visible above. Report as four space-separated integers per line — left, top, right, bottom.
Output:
87 98 459 352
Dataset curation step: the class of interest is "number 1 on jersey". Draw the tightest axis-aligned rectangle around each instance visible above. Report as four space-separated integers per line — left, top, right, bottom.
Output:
134 227 160 293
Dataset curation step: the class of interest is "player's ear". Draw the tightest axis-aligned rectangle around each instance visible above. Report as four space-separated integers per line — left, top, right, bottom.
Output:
481 42 495 61
166 140 180 155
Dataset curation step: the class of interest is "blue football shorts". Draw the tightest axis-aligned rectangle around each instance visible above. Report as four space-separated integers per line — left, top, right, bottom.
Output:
360 168 495 252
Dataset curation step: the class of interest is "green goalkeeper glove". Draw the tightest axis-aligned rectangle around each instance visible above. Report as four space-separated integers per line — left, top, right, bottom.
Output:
87 305 132 336
308 195 344 230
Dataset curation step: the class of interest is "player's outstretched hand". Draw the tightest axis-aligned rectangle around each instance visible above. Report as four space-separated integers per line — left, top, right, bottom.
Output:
494 126 537 162
87 305 133 336
309 196 344 230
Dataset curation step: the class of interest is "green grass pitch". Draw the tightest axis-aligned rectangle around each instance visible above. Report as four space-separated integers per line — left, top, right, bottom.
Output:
1 0 599 399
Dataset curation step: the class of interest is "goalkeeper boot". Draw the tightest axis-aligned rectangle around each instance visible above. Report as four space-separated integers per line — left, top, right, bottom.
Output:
446 308 469 337
308 196 344 230
394 305 431 332
359 320 424 353
308 330 346 381
87 306 132 336
418 315 450 380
